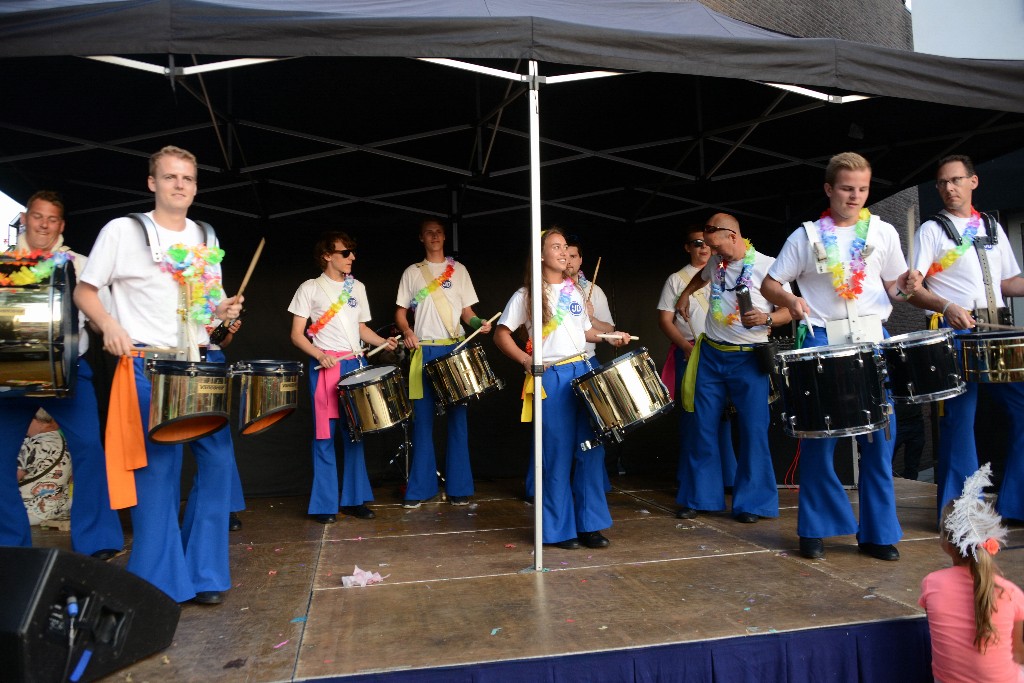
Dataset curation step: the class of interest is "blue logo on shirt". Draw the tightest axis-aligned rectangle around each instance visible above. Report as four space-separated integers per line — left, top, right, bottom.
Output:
569 301 583 316
442 280 452 289
348 297 358 308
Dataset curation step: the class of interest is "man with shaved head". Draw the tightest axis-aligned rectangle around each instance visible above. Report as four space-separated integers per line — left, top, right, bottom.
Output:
675 213 790 526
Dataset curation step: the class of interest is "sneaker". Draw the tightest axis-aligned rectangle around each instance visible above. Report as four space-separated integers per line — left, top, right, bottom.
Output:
450 496 470 506
402 499 422 509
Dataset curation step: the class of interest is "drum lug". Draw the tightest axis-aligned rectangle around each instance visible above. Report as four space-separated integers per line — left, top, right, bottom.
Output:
579 438 599 452
882 403 893 441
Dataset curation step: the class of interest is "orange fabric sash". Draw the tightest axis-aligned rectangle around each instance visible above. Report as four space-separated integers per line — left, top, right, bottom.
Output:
104 356 148 509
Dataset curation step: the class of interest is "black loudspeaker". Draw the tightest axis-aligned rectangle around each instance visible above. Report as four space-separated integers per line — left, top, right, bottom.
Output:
0 547 180 683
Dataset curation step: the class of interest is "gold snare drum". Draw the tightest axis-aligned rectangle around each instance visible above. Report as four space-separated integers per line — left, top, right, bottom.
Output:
336 365 411 441
147 360 230 444
958 331 1024 383
423 342 504 412
232 359 303 435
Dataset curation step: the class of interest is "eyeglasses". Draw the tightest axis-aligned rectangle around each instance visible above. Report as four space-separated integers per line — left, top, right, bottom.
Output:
686 239 706 248
703 225 736 235
935 176 972 189
331 249 355 258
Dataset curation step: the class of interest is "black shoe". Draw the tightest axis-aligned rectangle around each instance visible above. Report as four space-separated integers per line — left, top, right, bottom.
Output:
733 512 759 524
578 531 610 548
450 496 471 506
229 513 243 531
523 495 535 505
546 538 581 550
799 537 825 559
91 549 121 561
193 591 224 605
675 507 697 519
341 505 376 519
312 514 337 524
858 542 900 561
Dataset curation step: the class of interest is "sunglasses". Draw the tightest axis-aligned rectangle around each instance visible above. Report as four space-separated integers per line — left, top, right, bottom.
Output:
686 239 706 248
703 225 736 235
331 249 355 258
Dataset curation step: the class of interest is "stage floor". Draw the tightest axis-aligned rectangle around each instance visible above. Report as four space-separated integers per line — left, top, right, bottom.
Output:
31 475 1024 682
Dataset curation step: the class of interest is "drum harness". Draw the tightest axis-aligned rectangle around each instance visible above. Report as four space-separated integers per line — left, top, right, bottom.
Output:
128 213 218 362
929 212 1007 327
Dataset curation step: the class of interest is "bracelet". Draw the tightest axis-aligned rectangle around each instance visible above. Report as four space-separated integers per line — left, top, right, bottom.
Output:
765 314 773 327
469 316 482 330
941 300 954 316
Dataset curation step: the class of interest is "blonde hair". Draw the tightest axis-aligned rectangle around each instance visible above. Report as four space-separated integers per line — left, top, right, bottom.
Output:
825 152 871 186
940 501 1006 652
149 145 198 178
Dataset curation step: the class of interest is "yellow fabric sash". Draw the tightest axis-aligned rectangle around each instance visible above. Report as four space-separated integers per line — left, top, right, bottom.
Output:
929 313 945 416
520 354 587 422
681 336 756 413
409 336 463 399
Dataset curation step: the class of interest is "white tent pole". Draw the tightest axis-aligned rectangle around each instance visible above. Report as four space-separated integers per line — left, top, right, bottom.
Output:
528 59 545 572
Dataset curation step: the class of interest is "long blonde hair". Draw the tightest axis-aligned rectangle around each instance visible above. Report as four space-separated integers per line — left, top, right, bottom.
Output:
522 227 580 331
940 501 1006 652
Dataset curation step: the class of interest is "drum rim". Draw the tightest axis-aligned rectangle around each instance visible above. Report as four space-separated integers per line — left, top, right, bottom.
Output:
337 364 399 387
880 328 953 347
573 346 650 383
890 383 965 404
959 330 1024 342
232 359 304 373
147 360 230 375
776 343 874 360
783 417 889 439
423 342 486 367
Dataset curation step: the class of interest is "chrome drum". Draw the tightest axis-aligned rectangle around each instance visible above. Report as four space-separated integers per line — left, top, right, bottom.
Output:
232 359 303 435
958 331 1024 384
146 360 230 444
337 365 411 441
423 342 504 412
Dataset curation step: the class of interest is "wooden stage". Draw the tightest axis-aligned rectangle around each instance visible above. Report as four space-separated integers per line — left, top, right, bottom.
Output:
30 475 1024 682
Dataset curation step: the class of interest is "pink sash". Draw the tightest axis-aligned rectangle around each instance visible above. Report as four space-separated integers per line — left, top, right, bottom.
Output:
661 344 678 400
314 350 357 439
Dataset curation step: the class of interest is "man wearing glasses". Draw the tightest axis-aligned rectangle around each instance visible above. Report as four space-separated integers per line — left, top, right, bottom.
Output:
564 234 614 360
902 155 1024 523
657 225 737 517
761 152 908 562
674 214 790 525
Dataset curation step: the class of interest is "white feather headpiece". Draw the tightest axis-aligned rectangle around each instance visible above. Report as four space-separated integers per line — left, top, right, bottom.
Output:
944 463 1007 560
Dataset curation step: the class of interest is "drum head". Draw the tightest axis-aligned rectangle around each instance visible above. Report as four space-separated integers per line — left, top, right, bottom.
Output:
339 364 397 387
237 359 303 374
881 329 950 348
149 360 228 376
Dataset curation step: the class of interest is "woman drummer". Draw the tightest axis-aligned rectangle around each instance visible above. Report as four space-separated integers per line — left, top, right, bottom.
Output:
288 231 398 524
494 228 631 550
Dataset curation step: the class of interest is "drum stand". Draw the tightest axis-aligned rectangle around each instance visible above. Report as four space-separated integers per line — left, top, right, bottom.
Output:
385 420 412 481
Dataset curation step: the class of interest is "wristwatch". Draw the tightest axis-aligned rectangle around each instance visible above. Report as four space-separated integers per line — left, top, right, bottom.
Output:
765 314 773 327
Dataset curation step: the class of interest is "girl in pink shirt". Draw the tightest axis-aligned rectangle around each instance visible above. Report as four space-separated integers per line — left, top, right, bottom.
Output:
919 464 1024 683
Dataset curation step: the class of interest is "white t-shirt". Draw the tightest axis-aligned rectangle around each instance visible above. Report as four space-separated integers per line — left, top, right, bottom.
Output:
700 251 780 346
913 211 1020 312
768 215 906 327
498 281 592 363
288 274 371 353
396 259 478 340
657 264 710 343
80 213 220 348
582 282 613 358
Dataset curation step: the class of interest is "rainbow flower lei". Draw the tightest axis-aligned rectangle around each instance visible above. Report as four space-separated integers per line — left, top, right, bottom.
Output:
710 240 755 325
0 249 74 286
541 278 577 339
161 244 225 325
818 208 870 300
927 208 981 277
307 275 356 337
410 257 455 309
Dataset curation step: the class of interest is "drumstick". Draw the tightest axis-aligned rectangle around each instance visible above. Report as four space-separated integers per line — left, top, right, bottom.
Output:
452 312 502 354
974 321 1024 331
597 333 639 341
235 237 265 300
906 204 915 271
586 257 602 303
366 335 402 358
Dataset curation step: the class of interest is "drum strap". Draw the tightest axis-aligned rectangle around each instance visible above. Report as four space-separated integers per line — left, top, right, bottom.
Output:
408 337 463 400
416 262 460 339
128 213 218 262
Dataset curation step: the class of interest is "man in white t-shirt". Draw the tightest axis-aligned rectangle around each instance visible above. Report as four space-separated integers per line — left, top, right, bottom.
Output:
289 231 398 524
902 155 1024 523
395 219 491 508
657 225 737 517
762 152 907 562
0 191 124 560
75 146 243 605
675 213 790 525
